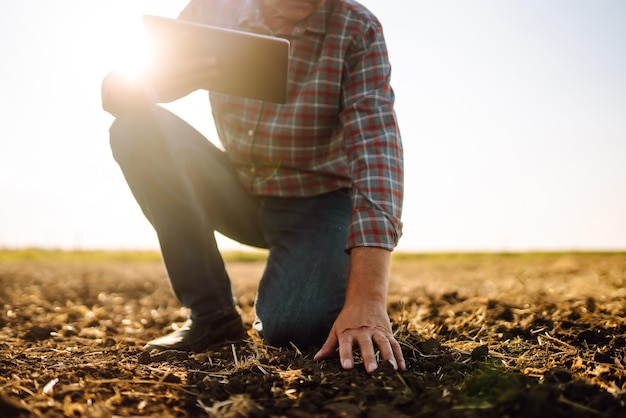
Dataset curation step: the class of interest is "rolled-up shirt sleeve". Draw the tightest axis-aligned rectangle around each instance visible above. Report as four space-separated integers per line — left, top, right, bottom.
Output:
340 19 404 251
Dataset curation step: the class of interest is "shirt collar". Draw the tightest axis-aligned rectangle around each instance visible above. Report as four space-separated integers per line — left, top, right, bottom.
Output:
238 0 330 36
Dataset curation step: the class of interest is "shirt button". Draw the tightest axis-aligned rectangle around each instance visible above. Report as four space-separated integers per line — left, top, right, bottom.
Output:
247 129 254 136
293 26 304 36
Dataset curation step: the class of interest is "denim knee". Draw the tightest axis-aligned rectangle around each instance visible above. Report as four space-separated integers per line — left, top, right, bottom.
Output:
109 114 146 164
254 307 337 350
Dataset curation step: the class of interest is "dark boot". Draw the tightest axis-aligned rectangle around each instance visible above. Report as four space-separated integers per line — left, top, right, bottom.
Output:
144 314 245 352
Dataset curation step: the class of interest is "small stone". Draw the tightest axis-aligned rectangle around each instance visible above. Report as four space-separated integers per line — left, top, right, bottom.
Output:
161 372 181 383
101 337 116 347
137 350 152 365
420 338 441 355
470 345 489 361
24 325 55 341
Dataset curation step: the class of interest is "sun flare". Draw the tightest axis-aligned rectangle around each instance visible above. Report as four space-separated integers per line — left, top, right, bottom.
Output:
107 23 156 79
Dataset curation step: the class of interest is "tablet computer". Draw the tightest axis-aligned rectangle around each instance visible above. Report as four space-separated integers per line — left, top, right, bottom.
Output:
143 14 290 104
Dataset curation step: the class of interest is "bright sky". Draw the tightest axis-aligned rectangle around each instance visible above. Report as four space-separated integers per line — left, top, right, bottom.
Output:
1 0 625 252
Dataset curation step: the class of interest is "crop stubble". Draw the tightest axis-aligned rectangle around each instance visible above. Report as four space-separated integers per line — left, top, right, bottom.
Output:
0 253 624 417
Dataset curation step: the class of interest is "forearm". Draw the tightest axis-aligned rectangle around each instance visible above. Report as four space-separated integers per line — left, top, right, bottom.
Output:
345 246 391 306
315 246 404 372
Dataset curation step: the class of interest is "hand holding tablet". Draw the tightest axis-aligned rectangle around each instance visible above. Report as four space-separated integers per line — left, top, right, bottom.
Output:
143 15 290 104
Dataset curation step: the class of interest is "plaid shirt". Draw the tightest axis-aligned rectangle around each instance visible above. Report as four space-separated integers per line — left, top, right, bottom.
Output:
179 0 403 250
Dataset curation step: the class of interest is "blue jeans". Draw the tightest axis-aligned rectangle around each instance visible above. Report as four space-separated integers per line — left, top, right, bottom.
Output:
109 105 349 348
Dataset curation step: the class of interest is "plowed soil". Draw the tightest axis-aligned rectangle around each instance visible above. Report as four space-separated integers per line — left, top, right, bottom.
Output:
0 252 625 417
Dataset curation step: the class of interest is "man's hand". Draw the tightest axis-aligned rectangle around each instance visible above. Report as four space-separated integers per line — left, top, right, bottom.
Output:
101 55 219 116
147 55 219 103
314 247 406 373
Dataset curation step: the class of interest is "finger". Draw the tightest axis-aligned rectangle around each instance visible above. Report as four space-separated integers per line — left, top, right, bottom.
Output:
152 29 192 54
338 333 355 370
178 57 220 88
174 57 219 78
390 336 406 371
198 55 218 67
372 332 398 371
356 334 378 373
314 330 338 361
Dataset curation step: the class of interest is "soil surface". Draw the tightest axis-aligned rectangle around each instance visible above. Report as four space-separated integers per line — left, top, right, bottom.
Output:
0 252 625 417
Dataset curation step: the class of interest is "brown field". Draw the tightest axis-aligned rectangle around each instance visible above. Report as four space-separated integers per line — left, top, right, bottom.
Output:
0 251 625 417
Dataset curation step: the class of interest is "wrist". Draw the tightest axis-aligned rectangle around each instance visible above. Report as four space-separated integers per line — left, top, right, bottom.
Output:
345 247 391 304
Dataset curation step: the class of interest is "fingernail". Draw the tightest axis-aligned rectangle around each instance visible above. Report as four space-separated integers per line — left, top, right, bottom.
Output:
342 359 352 369
367 362 378 372
389 359 398 370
